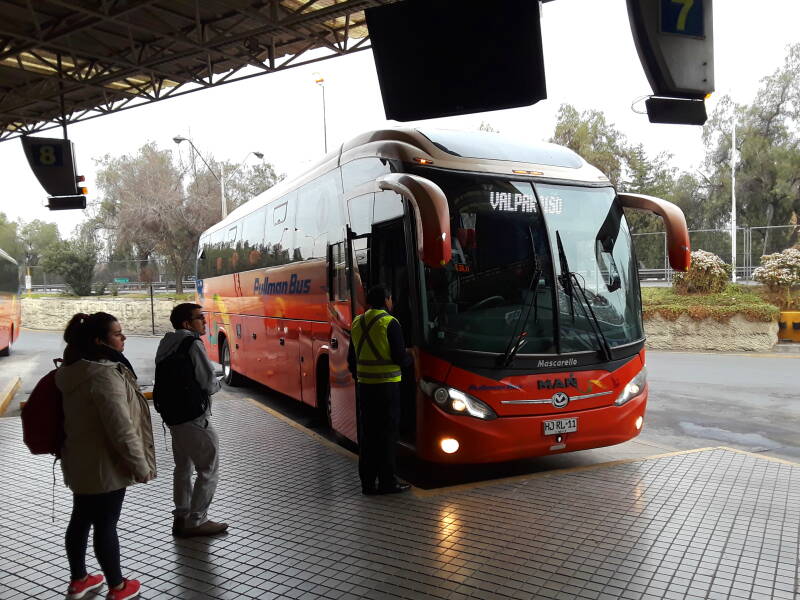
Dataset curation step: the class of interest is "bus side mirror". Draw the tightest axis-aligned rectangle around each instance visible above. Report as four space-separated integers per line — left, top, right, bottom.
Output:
376 173 452 268
617 193 691 272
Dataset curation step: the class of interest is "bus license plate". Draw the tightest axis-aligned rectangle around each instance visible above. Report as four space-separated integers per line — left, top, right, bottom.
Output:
543 417 577 435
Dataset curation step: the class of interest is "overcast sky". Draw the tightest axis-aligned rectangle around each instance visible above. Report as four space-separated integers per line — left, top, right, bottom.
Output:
1 0 798 237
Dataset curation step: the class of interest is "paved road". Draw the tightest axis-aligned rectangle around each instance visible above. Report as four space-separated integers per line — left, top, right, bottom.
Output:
3 329 798 481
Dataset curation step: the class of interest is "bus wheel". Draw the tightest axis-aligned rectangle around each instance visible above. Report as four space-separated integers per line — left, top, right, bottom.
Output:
0 345 8 357
220 337 244 387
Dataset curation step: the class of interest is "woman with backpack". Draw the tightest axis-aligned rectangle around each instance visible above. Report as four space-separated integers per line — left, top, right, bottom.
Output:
56 312 156 600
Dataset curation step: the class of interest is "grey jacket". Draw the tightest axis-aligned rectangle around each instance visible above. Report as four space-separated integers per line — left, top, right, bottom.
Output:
155 329 221 400
56 359 156 494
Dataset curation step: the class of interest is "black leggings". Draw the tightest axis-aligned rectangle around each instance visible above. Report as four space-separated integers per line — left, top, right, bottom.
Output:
65 488 126 587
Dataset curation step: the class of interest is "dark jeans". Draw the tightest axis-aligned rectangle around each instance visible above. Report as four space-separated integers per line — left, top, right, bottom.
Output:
65 488 126 586
357 382 401 489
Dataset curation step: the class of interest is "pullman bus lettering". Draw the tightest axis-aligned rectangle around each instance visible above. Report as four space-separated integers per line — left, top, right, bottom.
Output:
254 274 311 296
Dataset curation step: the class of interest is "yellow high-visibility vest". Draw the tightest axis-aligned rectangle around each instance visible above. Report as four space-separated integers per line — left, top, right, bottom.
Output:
351 309 402 384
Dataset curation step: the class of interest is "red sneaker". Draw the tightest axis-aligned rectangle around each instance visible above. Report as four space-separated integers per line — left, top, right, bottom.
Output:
106 579 141 600
66 573 104 599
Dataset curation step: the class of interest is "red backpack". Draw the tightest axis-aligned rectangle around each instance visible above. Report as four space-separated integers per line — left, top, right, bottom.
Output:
21 360 65 457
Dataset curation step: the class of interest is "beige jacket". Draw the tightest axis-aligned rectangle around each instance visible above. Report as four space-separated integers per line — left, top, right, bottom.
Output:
56 359 156 494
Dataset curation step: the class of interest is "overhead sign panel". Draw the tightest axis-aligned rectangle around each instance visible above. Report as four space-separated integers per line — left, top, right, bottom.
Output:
20 136 87 210
628 0 714 98
366 0 547 121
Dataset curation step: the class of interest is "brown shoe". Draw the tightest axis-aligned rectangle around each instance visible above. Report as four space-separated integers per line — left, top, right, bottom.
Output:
179 520 228 537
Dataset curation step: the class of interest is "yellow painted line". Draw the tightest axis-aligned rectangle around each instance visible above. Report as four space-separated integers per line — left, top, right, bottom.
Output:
245 398 357 462
0 377 21 416
715 445 800 467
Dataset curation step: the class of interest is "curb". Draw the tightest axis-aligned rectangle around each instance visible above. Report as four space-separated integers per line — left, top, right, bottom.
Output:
0 377 21 416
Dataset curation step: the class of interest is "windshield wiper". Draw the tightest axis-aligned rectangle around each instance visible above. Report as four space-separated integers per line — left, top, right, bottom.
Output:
498 229 541 368
556 231 612 361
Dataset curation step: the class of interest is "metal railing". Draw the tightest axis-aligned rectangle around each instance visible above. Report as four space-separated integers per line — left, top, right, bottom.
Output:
632 225 799 281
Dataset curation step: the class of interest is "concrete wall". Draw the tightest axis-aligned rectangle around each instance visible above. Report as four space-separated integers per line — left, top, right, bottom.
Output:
22 297 180 336
22 298 780 351
644 314 778 352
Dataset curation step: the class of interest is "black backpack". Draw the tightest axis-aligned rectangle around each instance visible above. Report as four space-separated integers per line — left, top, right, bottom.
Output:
153 336 209 426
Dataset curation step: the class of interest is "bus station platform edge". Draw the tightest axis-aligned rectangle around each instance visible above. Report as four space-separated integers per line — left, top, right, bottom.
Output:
0 395 797 600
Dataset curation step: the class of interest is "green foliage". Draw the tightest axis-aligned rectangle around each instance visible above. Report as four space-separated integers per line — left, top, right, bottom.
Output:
110 282 119 296
550 104 628 187
0 213 23 260
18 219 61 266
702 43 800 251
41 239 98 296
673 250 731 294
642 285 779 323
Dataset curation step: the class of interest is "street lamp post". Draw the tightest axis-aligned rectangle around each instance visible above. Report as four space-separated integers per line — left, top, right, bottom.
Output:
731 119 737 282
173 136 263 219
313 72 327 154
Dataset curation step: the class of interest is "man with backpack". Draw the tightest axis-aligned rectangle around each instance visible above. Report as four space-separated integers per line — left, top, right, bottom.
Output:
154 303 227 537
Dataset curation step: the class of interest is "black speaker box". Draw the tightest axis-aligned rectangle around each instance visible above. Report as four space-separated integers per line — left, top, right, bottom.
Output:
366 0 547 121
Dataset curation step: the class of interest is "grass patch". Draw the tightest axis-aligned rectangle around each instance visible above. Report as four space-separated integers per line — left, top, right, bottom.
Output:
642 284 779 322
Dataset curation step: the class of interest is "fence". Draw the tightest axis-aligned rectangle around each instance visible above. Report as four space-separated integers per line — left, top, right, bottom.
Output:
24 259 196 293
633 225 799 282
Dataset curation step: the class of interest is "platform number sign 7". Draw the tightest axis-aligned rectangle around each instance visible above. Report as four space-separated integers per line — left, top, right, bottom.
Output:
660 0 704 38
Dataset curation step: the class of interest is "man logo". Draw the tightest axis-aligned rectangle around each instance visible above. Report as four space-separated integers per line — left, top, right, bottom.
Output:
551 392 569 408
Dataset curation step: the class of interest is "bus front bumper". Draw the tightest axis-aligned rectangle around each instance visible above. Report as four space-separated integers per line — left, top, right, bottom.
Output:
416 388 648 464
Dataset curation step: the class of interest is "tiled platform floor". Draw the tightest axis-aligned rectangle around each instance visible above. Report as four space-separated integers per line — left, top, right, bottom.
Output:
0 396 797 600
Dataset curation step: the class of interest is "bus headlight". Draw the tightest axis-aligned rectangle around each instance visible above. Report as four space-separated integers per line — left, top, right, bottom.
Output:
420 379 498 420
615 366 647 406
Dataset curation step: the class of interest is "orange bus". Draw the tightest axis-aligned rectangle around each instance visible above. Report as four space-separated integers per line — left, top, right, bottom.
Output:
0 248 21 357
197 128 689 463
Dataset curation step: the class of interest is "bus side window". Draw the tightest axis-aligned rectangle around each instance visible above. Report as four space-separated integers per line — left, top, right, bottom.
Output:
268 193 295 265
348 194 373 237
227 224 240 271
242 207 267 268
341 157 391 195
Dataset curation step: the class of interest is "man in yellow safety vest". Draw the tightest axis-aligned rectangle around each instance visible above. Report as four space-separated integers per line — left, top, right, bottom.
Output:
348 284 413 495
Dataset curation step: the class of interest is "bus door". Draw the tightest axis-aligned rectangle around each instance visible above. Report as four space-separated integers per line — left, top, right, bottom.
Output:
370 190 418 444
326 224 364 443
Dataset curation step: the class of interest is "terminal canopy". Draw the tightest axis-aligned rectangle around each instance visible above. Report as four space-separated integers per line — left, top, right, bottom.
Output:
0 0 382 142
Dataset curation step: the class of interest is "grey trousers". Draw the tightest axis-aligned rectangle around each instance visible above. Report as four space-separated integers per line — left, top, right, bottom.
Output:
169 414 219 527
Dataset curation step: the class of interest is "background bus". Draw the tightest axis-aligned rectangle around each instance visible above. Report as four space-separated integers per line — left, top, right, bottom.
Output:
196 128 689 464
0 248 21 356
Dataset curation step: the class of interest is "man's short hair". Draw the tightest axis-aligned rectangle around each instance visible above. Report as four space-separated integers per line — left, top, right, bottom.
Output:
170 303 202 329
366 284 390 308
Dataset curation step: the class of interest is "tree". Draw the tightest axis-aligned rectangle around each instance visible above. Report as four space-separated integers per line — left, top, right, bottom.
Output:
701 43 800 258
94 143 282 293
224 162 284 211
41 239 98 296
550 104 629 187
17 219 61 267
0 213 23 260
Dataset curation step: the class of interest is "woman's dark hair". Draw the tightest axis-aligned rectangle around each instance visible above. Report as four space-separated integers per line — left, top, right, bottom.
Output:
63 312 119 359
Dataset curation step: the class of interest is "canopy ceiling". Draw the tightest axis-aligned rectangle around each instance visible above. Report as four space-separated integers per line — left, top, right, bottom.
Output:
0 0 397 142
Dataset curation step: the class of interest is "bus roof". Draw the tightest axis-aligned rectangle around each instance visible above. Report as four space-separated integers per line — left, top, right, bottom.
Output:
204 127 609 237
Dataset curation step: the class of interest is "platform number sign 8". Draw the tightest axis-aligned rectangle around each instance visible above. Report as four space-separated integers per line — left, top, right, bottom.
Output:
33 143 63 167
660 0 704 38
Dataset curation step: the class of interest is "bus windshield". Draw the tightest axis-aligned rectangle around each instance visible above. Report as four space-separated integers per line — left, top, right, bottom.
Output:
419 171 643 359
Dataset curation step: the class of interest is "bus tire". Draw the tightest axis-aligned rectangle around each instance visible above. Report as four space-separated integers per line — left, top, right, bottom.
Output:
0 344 8 357
220 336 245 387
316 358 331 429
